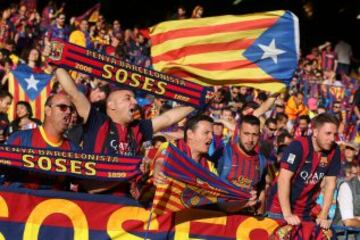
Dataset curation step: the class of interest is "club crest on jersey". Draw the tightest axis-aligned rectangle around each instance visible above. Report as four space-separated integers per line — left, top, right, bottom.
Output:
319 156 328 167
180 186 217 208
50 41 64 61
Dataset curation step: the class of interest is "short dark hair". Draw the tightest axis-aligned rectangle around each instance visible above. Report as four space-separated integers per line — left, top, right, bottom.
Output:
0 90 12 100
257 92 268 102
312 113 339 129
184 115 213 142
276 113 288 122
277 130 292 146
16 101 33 118
240 115 260 127
299 115 310 123
221 107 235 117
265 118 276 126
152 135 167 146
45 94 55 107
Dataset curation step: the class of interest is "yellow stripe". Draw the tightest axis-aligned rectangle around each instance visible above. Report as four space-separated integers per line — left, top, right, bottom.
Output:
154 49 247 66
155 64 271 80
39 126 63 147
29 99 36 121
184 76 286 93
151 28 265 57
150 11 284 34
233 82 286 93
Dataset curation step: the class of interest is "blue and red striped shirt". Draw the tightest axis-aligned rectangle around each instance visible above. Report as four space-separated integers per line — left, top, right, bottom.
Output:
266 136 340 220
4 126 78 190
83 107 153 156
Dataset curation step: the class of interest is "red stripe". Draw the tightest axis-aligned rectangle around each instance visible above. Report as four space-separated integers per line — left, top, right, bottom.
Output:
187 60 257 71
151 17 278 45
95 163 138 171
152 39 254 63
94 121 109 153
96 171 139 179
13 77 20 120
153 198 184 212
35 96 41 121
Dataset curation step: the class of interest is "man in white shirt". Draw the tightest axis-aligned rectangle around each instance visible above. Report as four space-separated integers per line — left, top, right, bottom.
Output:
335 40 353 75
334 163 360 228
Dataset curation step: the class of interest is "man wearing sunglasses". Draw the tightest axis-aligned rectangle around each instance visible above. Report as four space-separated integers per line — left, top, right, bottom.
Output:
55 68 195 194
3 93 78 190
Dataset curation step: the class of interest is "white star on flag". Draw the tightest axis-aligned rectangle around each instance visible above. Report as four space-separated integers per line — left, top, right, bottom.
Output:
258 39 286 64
24 74 39 91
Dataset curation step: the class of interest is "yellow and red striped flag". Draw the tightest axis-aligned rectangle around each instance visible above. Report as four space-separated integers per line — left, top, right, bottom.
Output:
150 10 300 93
152 143 250 215
8 64 53 121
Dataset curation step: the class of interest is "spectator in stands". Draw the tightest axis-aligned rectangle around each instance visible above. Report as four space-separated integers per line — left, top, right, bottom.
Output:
44 13 69 43
4 93 78 190
191 5 204 18
267 113 340 230
294 115 311 137
319 41 338 72
285 91 308 125
0 90 12 143
218 115 266 214
335 40 352 75
8 100 41 134
69 19 91 48
333 163 360 228
54 68 196 194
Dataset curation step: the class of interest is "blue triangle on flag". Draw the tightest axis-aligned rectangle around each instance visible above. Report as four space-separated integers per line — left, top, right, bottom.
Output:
243 11 299 85
12 64 52 101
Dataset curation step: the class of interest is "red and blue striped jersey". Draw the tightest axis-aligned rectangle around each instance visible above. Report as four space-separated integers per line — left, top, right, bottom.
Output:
83 107 153 156
218 143 266 191
4 127 78 190
266 137 340 220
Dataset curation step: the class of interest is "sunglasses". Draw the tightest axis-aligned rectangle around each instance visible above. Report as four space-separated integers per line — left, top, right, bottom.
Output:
49 104 75 113
269 128 277 131
333 105 340 108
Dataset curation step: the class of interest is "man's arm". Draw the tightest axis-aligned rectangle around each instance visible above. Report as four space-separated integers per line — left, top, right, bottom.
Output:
343 219 360 228
337 181 360 228
277 168 301 225
316 176 336 229
151 106 194 133
55 68 91 122
253 93 279 118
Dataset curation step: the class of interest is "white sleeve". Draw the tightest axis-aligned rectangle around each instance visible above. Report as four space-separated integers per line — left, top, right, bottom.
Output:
337 182 354 220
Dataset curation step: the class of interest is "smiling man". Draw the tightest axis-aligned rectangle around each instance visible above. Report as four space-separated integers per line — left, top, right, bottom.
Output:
266 113 341 230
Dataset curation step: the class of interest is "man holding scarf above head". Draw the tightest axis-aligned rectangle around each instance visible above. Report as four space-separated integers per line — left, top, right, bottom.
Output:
54 68 195 195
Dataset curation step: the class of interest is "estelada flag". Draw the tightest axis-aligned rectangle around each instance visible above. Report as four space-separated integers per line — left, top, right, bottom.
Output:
74 3 101 25
8 64 53 121
152 143 250 215
150 10 300 93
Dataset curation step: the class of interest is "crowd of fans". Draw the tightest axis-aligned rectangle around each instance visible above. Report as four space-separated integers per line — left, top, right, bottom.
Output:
0 1 359 238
